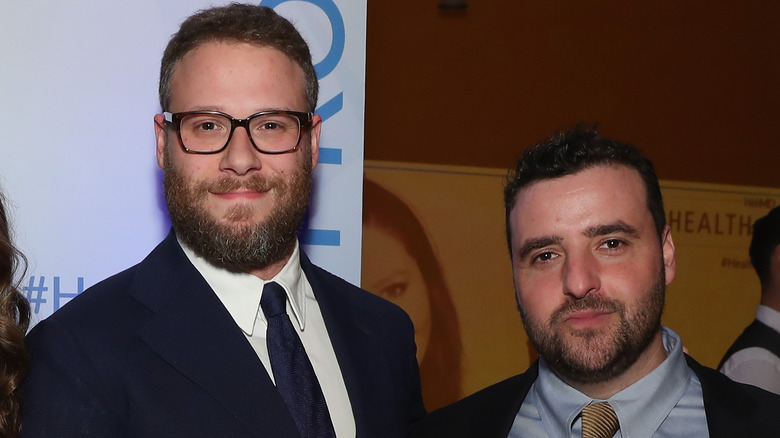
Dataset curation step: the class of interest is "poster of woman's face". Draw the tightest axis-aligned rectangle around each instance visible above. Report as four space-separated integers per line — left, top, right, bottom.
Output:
361 178 464 410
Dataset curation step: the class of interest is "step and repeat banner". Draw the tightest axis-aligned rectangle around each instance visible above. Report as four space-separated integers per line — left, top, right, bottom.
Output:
363 160 780 408
0 0 366 325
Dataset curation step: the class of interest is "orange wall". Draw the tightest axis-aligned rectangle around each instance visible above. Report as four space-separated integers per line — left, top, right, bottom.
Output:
364 1 780 188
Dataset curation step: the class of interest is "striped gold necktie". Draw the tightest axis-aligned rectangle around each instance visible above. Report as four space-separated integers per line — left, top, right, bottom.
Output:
581 402 620 438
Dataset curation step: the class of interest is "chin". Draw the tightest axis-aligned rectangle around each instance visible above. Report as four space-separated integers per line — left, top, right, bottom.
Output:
219 207 269 226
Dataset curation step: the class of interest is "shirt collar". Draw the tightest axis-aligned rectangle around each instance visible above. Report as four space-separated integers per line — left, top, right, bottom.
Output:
609 327 690 438
756 304 780 333
178 238 307 335
534 358 591 437
534 327 690 438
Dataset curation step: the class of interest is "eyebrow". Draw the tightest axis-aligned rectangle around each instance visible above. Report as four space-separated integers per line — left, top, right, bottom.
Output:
584 220 640 239
515 236 562 261
514 220 639 260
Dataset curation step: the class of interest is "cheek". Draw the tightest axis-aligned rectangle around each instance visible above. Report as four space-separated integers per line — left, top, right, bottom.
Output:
262 156 301 182
166 148 210 176
601 259 659 301
515 272 562 320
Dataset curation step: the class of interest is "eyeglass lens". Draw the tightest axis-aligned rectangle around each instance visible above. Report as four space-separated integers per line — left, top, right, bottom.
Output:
179 113 301 153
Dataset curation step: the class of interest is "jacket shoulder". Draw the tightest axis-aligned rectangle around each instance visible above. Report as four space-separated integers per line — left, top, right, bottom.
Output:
688 355 780 437
413 368 537 438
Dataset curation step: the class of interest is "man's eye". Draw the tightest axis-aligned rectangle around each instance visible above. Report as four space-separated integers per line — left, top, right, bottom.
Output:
602 239 623 249
185 118 226 133
533 252 557 263
259 121 281 130
197 121 219 131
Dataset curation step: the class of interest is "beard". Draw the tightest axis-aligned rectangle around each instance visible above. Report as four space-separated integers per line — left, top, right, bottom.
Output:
162 144 312 272
519 265 666 385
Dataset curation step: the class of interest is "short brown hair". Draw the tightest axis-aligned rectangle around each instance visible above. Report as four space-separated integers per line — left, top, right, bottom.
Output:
159 3 318 112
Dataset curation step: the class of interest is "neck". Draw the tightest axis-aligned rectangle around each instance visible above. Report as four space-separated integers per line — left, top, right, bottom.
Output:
248 261 287 280
247 248 295 281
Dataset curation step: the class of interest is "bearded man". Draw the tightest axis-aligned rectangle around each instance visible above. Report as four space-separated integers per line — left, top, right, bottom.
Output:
21 5 424 438
412 125 780 438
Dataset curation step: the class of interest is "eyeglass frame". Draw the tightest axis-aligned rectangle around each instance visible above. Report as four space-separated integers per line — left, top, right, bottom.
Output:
162 110 314 155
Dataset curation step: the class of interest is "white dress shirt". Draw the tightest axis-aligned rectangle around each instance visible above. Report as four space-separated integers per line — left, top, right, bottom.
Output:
180 239 356 437
720 305 780 394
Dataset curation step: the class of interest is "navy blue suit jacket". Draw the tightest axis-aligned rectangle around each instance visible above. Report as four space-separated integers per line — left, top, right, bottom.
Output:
413 356 780 437
21 231 425 437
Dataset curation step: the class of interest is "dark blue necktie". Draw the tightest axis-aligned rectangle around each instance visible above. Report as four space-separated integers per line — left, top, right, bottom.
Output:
261 281 336 438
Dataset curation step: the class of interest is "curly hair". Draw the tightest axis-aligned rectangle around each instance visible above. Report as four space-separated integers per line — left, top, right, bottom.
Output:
0 193 30 437
504 124 666 254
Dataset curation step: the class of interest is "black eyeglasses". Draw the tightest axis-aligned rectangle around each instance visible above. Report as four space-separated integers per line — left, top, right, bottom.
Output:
163 110 313 155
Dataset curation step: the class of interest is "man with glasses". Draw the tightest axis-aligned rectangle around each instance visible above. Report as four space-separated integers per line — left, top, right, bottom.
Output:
21 4 424 437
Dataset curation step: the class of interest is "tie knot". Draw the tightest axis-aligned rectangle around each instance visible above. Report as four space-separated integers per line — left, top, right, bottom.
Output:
581 402 620 438
261 282 287 318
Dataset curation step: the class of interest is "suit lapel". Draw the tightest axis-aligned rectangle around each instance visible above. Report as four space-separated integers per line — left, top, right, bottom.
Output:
130 232 299 435
300 253 378 433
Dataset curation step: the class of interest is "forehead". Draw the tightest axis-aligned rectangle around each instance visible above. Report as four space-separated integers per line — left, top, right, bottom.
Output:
176 39 297 69
169 41 306 110
509 165 651 239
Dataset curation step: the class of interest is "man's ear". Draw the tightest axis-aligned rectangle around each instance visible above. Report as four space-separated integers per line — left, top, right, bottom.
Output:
661 225 677 285
154 113 167 170
308 114 322 170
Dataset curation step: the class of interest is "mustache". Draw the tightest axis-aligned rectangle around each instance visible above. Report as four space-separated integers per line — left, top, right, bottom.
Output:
551 294 623 324
195 175 279 194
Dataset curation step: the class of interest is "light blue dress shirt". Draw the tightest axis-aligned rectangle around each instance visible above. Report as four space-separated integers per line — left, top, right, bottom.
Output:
509 327 709 437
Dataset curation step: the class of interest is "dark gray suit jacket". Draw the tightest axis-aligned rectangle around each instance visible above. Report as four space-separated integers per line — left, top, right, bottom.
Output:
413 356 780 437
22 231 425 437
